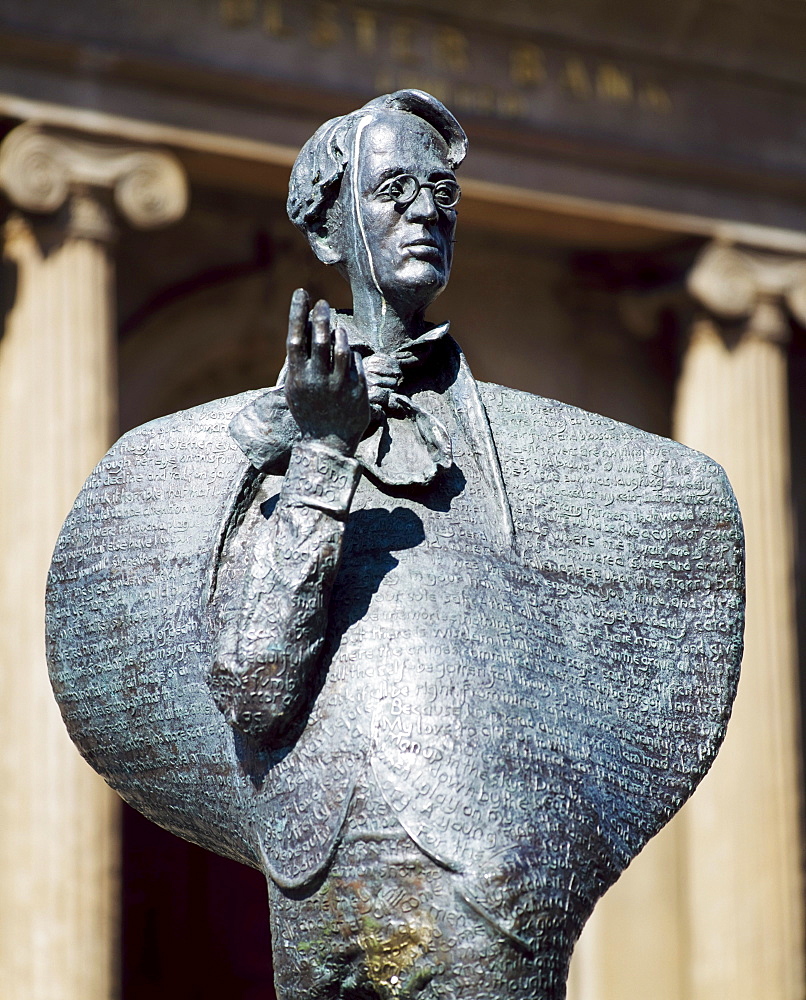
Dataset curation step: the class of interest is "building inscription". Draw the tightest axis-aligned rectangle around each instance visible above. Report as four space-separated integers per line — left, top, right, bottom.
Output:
213 0 673 121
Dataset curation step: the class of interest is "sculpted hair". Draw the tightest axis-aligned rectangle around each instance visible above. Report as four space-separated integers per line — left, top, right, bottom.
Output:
287 90 468 242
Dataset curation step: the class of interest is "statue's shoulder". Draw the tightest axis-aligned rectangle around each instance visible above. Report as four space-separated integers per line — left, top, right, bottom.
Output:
478 380 735 502
46 388 269 870
113 389 262 460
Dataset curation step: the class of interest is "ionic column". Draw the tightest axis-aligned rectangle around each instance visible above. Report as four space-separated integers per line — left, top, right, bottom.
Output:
0 123 187 1000
674 241 805 1000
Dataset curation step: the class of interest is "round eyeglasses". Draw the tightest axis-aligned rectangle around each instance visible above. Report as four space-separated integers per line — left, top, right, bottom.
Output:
374 173 461 210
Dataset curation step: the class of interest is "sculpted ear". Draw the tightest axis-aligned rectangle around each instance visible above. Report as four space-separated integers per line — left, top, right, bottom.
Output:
306 229 343 266
304 191 350 267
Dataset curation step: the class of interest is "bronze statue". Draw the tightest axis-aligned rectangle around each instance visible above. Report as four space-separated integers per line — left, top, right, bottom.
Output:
46 91 743 999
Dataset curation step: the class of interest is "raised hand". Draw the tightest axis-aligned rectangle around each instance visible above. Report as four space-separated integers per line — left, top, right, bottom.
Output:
284 289 370 456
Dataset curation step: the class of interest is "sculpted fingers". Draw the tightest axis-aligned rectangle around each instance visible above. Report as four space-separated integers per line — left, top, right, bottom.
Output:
286 288 310 366
333 323 350 382
310 299 332 373
283 295 368 451
352 350 367 390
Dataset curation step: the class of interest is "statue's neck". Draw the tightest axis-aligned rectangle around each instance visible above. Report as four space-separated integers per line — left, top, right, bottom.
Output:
350 285 426 352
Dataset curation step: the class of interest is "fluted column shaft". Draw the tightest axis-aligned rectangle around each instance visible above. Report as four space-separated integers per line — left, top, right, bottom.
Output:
0 199 119 1000
0 124 187 1000
674 242 805 1000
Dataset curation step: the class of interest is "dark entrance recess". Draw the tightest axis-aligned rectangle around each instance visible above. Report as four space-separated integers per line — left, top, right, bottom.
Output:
122 804 277 1000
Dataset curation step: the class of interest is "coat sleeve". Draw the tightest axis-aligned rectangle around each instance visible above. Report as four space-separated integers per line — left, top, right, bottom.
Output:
209 439 361 747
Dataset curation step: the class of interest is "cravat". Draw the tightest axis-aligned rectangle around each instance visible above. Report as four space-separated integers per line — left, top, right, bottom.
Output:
230 322 454 487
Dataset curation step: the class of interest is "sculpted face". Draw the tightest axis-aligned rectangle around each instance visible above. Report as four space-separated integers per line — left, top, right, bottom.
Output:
345 110 458 313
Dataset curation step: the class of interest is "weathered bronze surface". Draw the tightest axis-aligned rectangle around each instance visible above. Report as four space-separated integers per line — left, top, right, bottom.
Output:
46 91 743 998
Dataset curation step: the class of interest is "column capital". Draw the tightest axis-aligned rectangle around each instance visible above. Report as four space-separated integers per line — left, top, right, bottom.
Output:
687 241 806 346
0 122 188 230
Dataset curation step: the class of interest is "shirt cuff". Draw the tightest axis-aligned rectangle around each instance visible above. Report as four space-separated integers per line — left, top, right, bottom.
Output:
281 440 361 517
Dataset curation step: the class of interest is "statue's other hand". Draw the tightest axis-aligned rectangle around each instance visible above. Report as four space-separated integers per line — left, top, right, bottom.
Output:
284 288 370 456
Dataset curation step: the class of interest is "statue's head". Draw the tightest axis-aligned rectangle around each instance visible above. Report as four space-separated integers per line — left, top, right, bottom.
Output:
288 90 467 316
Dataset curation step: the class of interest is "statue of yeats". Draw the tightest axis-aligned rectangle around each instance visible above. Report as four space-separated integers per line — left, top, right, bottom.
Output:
47 91 743 999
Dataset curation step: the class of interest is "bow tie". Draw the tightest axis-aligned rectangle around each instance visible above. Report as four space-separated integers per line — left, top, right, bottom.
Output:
229 321 454 487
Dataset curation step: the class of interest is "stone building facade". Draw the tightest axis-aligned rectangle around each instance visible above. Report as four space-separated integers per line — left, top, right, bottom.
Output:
1 2 805 997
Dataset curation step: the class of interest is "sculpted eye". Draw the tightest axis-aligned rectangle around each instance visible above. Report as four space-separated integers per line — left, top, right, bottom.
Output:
433 180 461 209
380 175 419 204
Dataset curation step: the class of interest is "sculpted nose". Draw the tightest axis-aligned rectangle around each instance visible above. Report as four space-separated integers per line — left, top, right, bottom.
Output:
406 186 438 222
